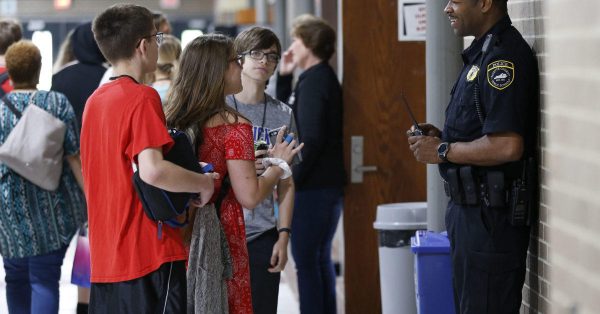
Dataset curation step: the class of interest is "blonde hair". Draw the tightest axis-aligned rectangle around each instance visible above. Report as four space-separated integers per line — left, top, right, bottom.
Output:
53 29 75 73
156 34 181 80
291 14 336 61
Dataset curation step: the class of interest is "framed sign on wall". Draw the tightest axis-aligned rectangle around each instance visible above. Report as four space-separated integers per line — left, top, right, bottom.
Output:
398 0 426 41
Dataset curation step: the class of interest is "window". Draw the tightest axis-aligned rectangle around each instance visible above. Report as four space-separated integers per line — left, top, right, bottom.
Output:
181 29 204 49
31 31 53 91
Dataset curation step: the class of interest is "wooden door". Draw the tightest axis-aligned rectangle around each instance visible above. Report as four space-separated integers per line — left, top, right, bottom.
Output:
342 1 427 313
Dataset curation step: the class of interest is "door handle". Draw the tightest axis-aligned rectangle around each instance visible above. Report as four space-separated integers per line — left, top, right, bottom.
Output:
351 136 378 183
355 165 378 172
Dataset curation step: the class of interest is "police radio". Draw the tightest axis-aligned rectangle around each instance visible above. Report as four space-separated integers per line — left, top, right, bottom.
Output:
510 158 535 226
400 93 424 136
510 179 528 226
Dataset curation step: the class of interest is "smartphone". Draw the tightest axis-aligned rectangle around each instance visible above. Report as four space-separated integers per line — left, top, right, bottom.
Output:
267 127 287 146
268 127 302 166
255 140 268 159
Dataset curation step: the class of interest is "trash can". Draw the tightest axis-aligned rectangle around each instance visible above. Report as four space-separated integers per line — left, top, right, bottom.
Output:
411 230 456 314
373 202 427 314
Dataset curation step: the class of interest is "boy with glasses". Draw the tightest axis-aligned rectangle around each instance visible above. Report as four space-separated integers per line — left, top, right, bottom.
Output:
81 4 217 312
226 26 296 314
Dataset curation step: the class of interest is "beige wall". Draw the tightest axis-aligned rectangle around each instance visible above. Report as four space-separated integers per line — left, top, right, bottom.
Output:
512 0 600 313
506 1 550 313
545 1 600 314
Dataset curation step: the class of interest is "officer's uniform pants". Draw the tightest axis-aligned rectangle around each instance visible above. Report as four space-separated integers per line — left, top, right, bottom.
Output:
445 201 530 314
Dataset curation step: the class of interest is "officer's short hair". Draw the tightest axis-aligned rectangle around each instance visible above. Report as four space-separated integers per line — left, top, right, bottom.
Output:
92 4 154 63
0 18 22 55
473 0 508 11
291 14 336 61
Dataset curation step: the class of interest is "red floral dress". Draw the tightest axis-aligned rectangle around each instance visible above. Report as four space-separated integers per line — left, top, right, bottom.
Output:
199 122 255 314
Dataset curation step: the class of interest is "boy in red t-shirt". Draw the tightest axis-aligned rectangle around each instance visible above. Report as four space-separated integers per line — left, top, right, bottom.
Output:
0 18 22 96
81 4 217 312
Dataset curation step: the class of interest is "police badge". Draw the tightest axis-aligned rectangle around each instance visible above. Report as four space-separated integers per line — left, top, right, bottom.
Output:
466 65 479 82
487 60 514 90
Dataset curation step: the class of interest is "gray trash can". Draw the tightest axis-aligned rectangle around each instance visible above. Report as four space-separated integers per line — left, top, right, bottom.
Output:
373 202 427 314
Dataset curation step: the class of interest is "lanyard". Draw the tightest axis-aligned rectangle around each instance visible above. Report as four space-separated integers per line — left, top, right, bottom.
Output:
232 93 267 141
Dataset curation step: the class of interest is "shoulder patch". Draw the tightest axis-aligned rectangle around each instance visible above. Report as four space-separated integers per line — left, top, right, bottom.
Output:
487 60 514 90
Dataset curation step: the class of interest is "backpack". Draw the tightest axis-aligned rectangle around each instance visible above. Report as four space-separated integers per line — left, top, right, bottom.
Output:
0 72 10 98
0 92 66 190
132 129 203 239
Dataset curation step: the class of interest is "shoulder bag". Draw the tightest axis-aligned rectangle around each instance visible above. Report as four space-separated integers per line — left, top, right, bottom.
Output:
0 92 66 190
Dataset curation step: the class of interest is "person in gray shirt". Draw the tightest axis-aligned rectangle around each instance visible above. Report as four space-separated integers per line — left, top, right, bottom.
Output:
226 26 296 314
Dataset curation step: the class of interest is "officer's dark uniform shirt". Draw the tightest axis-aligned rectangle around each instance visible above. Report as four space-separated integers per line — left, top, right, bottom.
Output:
440 15 538 178
439 15 539 314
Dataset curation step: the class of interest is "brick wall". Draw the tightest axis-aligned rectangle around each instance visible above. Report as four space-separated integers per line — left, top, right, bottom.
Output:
544 1 600 314
506 1 550 313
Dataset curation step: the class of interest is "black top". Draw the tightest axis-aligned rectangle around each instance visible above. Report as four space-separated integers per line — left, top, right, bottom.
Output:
51 22 107 130
277 62 346 190
440 16 539 178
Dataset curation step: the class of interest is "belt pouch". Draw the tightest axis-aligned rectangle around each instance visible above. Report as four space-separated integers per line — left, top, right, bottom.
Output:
459 166 478 205
510 179 528 226
487 171 506 208
447 168 464 204
443 181 451 197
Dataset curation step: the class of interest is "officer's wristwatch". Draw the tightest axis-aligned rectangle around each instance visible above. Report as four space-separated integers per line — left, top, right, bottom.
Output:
437 142 450 162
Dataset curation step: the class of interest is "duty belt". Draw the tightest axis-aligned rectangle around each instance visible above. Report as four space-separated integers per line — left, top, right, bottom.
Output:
443 166 510 208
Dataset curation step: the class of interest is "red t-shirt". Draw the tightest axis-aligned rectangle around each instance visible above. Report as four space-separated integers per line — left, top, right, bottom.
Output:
80 76 186 283
0 66 13 94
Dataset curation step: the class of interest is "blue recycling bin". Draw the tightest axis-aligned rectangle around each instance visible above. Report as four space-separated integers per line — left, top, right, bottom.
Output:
410 230 456 314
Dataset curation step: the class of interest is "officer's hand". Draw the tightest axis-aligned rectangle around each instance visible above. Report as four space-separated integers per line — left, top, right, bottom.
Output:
408 135 443 164
418 123 441 137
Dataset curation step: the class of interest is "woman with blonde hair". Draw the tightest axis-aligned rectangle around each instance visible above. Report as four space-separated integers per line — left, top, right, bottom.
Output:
152 34 181 105
166 34 302 314
52 29 75 74
277 14 345 314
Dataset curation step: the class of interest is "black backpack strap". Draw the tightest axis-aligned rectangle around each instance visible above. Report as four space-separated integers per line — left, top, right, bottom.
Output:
214 174 230 219
1 95 22 119
0 72 8 98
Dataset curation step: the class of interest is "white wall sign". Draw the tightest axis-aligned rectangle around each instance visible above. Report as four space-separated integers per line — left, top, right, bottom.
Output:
398 0 426 41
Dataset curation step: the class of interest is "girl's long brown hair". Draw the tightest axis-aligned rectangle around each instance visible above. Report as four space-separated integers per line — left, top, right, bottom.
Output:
164 33 240 148
165 34 242 244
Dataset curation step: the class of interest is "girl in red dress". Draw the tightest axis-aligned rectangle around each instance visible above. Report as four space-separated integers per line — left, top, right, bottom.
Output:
165 34 302 314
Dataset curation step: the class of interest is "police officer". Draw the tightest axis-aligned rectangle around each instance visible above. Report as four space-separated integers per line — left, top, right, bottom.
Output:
407 0 538 313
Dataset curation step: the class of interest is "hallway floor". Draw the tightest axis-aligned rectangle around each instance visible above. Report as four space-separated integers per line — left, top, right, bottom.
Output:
0 237 344 313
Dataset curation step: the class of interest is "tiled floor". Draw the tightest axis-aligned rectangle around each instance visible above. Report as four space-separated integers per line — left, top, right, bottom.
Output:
0 237 345 313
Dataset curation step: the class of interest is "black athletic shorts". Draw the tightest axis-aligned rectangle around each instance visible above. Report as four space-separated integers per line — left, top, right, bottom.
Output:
89 261 186 314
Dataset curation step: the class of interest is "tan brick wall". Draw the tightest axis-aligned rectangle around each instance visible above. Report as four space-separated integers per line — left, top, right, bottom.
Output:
506 1 550 313
544 1 600 313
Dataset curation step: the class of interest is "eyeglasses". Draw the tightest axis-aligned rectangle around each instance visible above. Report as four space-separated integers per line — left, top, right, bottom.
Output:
230 55 244 67
244 50 280 64
135 32 164 48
